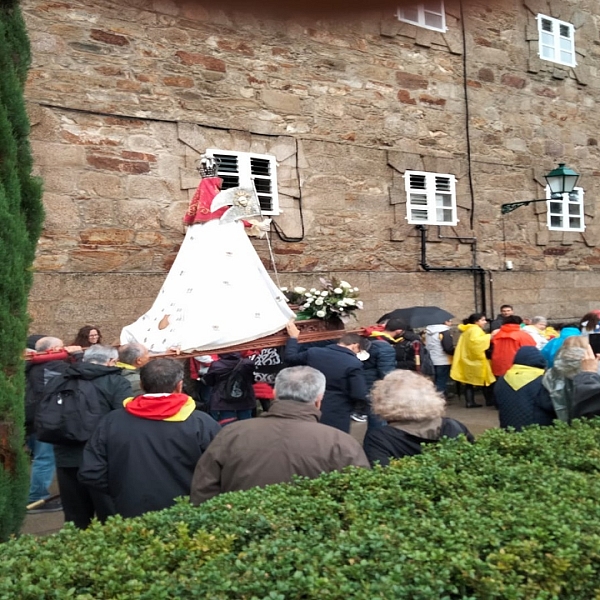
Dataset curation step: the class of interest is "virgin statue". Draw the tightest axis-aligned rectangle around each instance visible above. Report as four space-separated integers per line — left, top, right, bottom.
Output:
120 157 294 353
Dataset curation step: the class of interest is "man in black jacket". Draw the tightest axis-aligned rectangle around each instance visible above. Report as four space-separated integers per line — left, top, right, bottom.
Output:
49 344 132 528
284 321 368 433
79 359 220 518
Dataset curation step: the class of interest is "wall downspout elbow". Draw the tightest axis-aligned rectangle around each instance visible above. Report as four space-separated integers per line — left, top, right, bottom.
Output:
417 225 431 271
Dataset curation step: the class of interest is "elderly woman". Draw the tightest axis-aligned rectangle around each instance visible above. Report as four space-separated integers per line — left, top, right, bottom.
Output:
543 335 591 422
362 370 474 467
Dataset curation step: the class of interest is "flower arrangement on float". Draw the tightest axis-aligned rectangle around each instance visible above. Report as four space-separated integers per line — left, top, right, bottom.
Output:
280 277 363 323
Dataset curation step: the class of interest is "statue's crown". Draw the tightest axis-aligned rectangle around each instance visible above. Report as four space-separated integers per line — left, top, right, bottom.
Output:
197 154 220 177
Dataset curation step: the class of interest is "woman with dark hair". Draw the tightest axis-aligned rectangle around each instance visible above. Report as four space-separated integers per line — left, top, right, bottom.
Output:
580 311 600 336
450 313 495 408
72 325 102 347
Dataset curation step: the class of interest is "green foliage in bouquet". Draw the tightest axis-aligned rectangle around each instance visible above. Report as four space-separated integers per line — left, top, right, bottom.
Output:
281 277 363 322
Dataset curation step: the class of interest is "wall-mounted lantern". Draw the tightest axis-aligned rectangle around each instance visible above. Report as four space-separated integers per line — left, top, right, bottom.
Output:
501 163 580 215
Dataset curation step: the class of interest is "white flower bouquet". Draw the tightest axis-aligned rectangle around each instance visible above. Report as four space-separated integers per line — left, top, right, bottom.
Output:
280 278 363 322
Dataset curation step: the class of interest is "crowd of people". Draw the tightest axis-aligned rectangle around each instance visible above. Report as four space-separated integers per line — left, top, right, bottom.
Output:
22 307 600 528
449 306 600 430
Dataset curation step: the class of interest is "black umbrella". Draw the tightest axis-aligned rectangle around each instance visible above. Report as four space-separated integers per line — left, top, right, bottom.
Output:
378 306 454 329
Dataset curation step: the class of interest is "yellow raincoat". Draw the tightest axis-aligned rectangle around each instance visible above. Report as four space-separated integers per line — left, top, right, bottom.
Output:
450 323 496 387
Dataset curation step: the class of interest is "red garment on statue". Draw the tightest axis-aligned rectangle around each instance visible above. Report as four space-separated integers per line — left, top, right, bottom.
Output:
183 177 228 225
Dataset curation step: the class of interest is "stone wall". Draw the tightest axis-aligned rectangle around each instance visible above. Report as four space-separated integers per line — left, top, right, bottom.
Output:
22 0 600 341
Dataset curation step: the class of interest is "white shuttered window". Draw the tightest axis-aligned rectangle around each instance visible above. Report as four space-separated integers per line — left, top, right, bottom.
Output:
205 149 280 215
546 186 584 232
397 1 447 32
404 170 458 226
537 15 576 67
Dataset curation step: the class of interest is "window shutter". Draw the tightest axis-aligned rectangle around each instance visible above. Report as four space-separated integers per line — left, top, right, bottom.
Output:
409 173 427 189
250 156 274 213
212 153 240 189
205 149 280 215
397 1 446 32
405 170 457 226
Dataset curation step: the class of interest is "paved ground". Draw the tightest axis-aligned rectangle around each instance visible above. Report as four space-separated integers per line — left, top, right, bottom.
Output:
21 393 498 538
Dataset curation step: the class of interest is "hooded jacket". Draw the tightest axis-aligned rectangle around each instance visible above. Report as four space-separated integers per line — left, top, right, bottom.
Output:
204 353 256 412
361 339 397 393
540 327 581 368
424 324 454 366
79 393 221 518
542 344 587 422
450 323 495 387
571 371 600 419
490 323 536 377
116 362 143 396
495 346 555 431
190 399 369 504
50 362 133 468
363 417 473 467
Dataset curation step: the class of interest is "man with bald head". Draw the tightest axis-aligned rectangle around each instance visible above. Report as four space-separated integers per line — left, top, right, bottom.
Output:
25 335 82 513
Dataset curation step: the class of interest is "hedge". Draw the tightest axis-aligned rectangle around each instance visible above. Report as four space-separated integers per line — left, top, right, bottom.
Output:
2 419 600 598
0 0 45 541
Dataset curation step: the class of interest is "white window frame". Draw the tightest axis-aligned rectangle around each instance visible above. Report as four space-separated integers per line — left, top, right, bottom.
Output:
404 170 458 226
546 186 585 232
205 149 280 215
396 1 447 33
536 14 576 68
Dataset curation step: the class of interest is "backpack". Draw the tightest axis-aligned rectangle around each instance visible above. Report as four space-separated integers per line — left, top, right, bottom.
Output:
219 360 254 403
35 375 106 445
412 340 435 377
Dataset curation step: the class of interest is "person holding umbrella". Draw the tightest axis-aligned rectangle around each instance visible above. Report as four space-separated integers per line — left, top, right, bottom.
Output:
378 306 454 330
450 313 495 408
378 306 454 376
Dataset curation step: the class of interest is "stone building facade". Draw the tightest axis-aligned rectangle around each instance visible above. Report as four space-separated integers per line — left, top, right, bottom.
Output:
23 0 600 341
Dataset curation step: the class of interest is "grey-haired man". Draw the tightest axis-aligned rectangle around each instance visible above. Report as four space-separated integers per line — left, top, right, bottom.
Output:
190 366 369 504
50 345 132 529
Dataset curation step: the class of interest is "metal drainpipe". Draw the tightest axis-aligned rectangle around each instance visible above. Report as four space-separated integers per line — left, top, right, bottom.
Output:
417 225 487 315
487 270 495 320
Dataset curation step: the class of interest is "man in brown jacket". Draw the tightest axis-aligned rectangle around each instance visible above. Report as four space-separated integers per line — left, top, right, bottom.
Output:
190 366 370 504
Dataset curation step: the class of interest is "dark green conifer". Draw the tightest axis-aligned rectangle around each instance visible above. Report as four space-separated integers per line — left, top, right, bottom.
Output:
0 0 44 541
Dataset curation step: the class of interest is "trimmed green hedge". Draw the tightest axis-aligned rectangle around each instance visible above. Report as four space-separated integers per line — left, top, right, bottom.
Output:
0 0 45 541
3 420 600 598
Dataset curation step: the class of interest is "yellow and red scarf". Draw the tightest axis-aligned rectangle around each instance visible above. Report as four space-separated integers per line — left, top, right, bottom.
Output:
123 393 195 422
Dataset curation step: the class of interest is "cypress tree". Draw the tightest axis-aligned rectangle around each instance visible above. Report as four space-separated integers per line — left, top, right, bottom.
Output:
0 0 44 541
